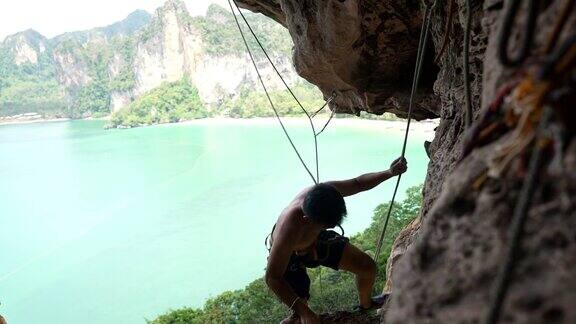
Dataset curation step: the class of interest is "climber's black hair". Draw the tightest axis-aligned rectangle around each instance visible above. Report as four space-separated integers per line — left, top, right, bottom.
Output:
303 183 347 227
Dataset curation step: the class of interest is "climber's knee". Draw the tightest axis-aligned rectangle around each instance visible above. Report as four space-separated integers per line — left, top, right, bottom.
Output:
358 256 376 278
338 243 376 278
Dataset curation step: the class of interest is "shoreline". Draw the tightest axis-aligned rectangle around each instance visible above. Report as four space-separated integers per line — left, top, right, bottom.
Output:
0 117 71 126
178 117 439 133
0 116 439 133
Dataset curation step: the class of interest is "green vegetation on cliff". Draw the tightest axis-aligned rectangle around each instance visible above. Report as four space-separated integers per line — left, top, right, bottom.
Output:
109 78 206 128
149 185 423 323
109 38 137 92
217 81 326 118
192 4 291 56
0 2 292 119
108 80 334 128
0 31 66 117
0 2 399 123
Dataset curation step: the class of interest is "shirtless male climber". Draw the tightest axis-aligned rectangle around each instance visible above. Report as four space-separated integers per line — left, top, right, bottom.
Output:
266 157 408 324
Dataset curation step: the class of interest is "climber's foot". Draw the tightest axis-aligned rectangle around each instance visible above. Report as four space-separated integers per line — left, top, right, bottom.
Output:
424 140 432 158
354 293 389 312
371 293 388 307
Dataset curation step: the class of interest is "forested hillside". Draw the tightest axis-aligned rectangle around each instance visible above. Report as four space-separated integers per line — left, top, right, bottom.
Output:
0 0 310 123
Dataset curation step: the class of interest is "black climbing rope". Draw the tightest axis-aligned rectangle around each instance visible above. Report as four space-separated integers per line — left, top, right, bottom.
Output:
226 0 318 183
374 0 437 263
463 0 473 128
484 34 576 324
543 0 575 55
315 110 336 137
483 106 553 324
228 0 341 184
498 0 539 67
311 92 337 118
434 0 455 63
231 0 337 183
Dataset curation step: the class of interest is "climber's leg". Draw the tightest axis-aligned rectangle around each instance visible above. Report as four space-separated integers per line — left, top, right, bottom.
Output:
337 243 377 309
280 299 309 324
280 311 299 324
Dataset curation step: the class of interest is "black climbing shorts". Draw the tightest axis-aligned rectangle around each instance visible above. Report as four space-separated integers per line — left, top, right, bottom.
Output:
283 230 349 299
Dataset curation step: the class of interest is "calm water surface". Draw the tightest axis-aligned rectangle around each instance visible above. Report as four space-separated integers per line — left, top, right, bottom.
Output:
0 119 432 324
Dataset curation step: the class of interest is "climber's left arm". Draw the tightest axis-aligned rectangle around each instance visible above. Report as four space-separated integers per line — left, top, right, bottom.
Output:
326 157 407 197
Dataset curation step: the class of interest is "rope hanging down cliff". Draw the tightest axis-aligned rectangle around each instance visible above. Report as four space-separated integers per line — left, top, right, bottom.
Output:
374 0 437 263
229 0 431 266
227 0 338 185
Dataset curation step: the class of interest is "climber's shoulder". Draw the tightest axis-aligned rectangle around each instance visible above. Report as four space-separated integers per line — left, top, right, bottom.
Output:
270 185 316 249
271 197 305 240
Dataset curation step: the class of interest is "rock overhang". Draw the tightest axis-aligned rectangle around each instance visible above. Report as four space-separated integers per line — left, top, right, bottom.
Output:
235 0 440 120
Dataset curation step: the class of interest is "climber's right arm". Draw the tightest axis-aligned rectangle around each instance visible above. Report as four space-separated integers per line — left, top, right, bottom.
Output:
326 157 407 197
265 222 316 319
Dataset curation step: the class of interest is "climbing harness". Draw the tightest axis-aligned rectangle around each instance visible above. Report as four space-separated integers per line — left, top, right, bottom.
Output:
373 0 437 264
265 224 345 253
498 0 540 67
483 33 576 324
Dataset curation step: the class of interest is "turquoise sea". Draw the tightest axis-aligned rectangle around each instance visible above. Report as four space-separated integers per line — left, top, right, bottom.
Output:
0 119 432 323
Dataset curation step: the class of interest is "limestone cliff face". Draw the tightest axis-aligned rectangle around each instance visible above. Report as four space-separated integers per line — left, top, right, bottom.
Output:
238 0 576 323
386 1 576 323
129 1 295 108
52 43 93 90
132 1 202 98
0 0 295 116
1 30 49 69
108 52 133 112
4 31 44 66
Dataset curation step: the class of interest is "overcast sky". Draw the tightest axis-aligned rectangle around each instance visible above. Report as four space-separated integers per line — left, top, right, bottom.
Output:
0 0 230 41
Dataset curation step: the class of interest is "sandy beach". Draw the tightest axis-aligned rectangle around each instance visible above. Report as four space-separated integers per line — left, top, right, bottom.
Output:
1 116 440 136
0 117 71 126
180 117 439 134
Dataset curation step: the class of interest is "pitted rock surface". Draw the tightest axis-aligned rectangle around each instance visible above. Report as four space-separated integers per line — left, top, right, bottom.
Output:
386 1 576 323
237 0 440 120
236 0 576 323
